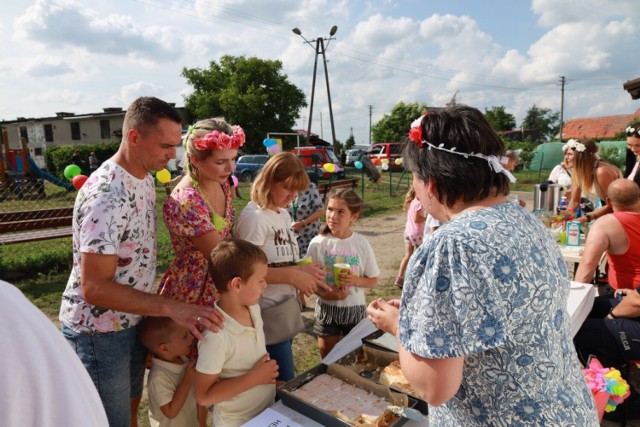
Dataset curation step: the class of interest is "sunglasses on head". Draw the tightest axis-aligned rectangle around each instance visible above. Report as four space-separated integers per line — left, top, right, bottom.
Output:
626 126 640 138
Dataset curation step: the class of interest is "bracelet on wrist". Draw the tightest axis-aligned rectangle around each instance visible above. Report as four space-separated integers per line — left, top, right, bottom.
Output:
609 307 620 319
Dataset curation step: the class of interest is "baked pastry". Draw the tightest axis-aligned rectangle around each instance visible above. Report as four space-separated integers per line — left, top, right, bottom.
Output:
379 361 416 395
291 373 395 426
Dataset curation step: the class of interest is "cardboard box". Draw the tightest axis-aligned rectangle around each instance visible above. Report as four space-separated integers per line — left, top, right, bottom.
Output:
277 363 417 427
334 344 428 415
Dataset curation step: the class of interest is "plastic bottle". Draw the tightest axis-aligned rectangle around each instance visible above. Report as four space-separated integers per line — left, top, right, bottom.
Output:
557 196 568 215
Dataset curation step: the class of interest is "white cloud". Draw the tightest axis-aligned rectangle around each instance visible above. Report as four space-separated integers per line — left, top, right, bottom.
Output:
24 55 74 77
15 0 185 61
2 0 639 142
532 0 640 27
110 82 164 108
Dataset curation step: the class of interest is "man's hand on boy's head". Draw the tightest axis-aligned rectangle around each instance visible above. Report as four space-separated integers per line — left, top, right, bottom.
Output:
168 300 224 341
251 354 279 385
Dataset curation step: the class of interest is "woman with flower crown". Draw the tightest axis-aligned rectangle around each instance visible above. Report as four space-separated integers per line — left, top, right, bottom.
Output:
563 138 621 224
625 123 640 186
158 117 245 312
367 106 598 426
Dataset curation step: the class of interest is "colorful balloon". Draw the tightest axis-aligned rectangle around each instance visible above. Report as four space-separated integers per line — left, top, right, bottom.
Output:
381 158 389 164
371 158 381 166
267 144 281 155
381 163 389 171
156 169 172 184
64 164 82 180
394 158 404 165
263 138 277 147
323 163 336 173
231 175 238 187
354 161 363 169
72 174 88 190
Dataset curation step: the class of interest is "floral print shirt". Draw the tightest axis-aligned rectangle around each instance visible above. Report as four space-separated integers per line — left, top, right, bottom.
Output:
59 160 157 333
399 202 598 426
286 182 323 257
157 183 234 307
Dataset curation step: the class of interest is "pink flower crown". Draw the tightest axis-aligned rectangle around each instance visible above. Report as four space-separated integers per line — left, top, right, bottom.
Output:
192 125 246 151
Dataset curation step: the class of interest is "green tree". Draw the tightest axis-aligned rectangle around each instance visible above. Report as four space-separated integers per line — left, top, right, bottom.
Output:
484 106 516 131
344 134 355 150
521 105 560 143
182 55 306 153
372 102 427 143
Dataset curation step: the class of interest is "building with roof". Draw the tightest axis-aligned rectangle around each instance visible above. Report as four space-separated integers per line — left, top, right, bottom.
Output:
561 109 640 140
0 106 187 168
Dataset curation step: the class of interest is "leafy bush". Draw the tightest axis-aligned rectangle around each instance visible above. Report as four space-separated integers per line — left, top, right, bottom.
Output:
598 145 626 170
45 142 120 178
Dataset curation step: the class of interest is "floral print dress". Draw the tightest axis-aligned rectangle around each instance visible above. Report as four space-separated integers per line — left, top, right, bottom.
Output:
157 182 234 307
399 202 598 426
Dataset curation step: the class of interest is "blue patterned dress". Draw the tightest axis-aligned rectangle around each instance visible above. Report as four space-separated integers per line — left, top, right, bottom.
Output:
399 202 598 426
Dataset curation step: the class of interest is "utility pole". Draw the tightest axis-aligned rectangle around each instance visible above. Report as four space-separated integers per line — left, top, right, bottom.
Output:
292 26 338 146
320 111 324 139
559 76 567 142
368 105 373 145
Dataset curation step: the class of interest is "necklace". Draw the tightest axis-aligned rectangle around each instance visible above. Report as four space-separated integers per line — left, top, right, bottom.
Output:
193 181 229 232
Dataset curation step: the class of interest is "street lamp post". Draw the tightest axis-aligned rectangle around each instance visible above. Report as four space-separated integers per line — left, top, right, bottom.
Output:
292 26 338 146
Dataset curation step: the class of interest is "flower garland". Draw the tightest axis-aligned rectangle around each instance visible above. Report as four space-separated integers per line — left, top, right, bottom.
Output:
563 139 586 153
583 357 630 414
626 126 640 138
192 125 246 151
407 115 517 183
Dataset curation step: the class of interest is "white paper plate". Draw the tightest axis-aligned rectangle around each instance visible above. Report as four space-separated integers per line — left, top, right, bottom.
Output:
570 283 585 290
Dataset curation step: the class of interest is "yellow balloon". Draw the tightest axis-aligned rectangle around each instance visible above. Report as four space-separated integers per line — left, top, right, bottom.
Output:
381 158 389 164
156 169 172 183
394 158 404 165
323 163 336 173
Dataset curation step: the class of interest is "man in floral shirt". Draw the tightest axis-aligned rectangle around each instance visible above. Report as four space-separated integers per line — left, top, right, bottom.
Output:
59 97 223 427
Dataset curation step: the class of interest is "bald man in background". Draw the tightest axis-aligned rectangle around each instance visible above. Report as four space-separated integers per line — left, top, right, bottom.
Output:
574 178 640 289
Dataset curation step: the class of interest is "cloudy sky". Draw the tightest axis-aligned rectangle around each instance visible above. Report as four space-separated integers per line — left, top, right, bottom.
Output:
1 0 639 145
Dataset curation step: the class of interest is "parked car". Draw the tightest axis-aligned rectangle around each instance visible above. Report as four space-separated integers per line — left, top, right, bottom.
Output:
367 142 404 170
289 146 345 179
234 154 269 182
345 149 364 165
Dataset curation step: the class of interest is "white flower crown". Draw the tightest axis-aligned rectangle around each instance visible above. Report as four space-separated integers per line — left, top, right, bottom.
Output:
562 139 586 153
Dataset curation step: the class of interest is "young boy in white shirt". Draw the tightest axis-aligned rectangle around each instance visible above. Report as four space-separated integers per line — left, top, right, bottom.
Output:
139 316 203 427
194 238 279 427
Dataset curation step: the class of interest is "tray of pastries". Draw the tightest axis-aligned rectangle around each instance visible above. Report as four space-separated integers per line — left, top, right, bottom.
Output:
334 344 428 414
277 363 418 427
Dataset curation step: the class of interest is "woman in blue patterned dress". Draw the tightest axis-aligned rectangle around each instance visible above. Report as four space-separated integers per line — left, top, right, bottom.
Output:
367 105 598 426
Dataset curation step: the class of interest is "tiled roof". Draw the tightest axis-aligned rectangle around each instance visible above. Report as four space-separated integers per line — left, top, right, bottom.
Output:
562 108 640 139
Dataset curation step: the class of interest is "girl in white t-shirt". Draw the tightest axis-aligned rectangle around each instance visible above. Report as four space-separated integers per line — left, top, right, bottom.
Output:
307 188 380 358
236 152 328 382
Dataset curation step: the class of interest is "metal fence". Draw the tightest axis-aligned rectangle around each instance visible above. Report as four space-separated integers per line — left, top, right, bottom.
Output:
0 179 76 277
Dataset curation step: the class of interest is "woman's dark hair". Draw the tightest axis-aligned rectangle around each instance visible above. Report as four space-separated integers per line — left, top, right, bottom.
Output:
403 105 510 207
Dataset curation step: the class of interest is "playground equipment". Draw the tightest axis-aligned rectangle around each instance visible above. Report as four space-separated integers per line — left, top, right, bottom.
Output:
0 129 73 200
